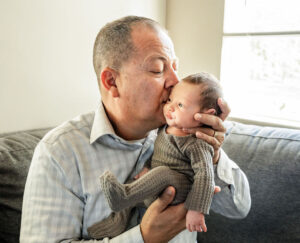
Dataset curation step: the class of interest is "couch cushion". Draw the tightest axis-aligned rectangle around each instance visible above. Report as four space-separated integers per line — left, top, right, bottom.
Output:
198 121 300 243
0 128 50 243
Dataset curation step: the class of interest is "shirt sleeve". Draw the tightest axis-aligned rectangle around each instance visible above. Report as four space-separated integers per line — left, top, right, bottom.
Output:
20 141 144 243
210 149 251 219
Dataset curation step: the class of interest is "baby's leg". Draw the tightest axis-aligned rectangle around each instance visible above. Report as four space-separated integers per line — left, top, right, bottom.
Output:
100 166 192 212
87 207 133 239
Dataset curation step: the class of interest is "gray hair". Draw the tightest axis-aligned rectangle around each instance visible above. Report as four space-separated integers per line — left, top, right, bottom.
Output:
93 16 163 82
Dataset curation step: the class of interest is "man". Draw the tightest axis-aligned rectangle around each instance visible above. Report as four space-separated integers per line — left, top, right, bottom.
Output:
20 16 251 243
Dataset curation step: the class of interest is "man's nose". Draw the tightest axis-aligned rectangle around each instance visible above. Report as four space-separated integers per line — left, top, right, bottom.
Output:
165 69 179 89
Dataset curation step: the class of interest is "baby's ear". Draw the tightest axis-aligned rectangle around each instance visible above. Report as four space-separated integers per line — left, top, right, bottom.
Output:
205 108 216 115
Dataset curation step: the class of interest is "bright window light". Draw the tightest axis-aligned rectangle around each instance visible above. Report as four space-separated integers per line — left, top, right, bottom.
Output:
221 0 300 127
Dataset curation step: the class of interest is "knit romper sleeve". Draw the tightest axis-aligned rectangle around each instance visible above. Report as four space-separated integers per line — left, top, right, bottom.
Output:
183 138 215 214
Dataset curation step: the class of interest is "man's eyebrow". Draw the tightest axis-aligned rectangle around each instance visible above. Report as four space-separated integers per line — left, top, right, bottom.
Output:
148 56 179 64
147 56 167 62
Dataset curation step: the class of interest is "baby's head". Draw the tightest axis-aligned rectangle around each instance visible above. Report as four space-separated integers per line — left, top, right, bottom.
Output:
163 72 223 129
182 72 223 116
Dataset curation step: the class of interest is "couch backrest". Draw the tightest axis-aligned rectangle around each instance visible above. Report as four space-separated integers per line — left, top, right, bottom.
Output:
0 128 51 243
198 121 300 243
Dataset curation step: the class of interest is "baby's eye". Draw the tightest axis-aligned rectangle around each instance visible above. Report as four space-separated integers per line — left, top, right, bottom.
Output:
178 103 183 108
167 98 171 102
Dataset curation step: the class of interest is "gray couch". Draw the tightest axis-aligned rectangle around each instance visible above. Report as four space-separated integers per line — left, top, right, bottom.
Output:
0 122 299 243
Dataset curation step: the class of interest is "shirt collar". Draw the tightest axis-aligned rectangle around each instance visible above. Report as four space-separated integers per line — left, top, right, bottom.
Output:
90 103 116 144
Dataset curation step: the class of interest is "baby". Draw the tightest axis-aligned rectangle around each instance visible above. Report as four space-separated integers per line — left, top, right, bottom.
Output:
88 72 223 239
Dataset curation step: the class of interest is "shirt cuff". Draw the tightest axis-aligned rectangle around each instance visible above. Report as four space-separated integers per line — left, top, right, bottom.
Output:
216 149 239 185
108 225 144 243
213 149 251 219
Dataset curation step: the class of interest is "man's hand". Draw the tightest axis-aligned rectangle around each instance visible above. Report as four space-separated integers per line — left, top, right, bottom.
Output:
140 186 187 243
183 98 230 163
140 186 221 243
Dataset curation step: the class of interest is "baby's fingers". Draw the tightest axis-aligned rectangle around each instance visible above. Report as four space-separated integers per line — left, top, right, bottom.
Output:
187 223 192 232
196 225 202 232
201 222 207 232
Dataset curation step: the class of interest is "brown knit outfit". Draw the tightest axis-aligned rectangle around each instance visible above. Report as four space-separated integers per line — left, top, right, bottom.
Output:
88 126 215 239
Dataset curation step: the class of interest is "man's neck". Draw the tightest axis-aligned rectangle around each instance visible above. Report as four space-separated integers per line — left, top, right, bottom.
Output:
103 104 151 141
113 119 150 140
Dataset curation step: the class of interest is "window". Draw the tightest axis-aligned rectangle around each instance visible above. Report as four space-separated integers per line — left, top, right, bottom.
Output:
220 0 300 128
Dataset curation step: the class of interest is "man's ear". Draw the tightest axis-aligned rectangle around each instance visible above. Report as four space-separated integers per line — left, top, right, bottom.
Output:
100 67 119 98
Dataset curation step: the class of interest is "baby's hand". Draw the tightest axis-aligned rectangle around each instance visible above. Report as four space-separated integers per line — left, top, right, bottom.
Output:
186 210 207 232
134 167 150 179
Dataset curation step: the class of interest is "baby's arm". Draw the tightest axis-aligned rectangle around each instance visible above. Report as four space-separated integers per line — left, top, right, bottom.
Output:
186 210 207 232
184 139 215 233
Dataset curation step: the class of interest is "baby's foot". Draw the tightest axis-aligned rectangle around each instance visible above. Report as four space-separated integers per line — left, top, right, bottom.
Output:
99 171 128 211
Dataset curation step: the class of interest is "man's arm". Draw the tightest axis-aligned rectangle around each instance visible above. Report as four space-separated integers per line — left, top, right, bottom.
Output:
210 149 251 218
20 141 145 243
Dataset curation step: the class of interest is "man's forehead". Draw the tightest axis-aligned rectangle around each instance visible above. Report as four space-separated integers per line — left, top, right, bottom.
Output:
131 25 177 60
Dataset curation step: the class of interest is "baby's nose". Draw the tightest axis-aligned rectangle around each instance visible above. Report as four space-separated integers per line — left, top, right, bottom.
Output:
168 105 175 112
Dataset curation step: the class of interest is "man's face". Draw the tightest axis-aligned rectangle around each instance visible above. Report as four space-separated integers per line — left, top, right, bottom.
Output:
163 81 203 129
115 25 179 129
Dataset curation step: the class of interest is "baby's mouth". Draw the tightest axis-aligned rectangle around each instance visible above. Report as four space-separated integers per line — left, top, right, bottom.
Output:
165 112 172 120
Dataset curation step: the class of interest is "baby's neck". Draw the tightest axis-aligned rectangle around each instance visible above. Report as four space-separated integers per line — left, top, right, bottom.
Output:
165 126 189 136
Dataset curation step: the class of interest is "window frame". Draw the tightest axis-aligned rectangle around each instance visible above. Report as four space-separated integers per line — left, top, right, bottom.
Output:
221 2 300 129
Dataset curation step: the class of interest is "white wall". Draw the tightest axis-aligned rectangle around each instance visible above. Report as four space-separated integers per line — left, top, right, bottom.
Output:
166 0 224 79
0 0 166 133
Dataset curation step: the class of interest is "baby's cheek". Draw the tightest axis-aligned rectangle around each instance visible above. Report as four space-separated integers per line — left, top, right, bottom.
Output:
176 116 189 127
182 116 199 128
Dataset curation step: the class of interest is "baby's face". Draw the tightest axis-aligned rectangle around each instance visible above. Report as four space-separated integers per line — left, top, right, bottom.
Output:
163 81 203 129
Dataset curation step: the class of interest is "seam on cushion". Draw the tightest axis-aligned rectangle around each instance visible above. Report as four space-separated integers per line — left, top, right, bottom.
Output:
0 148 35 154
0 128 51 137
228 131 300 142
0 124 90 155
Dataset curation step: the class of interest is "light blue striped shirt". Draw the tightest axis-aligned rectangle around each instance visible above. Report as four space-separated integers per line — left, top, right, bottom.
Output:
20 103 251 243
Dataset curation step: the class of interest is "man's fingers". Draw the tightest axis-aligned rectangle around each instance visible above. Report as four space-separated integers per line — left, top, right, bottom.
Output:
214 131 225 144
152 186 175 212
184 126 213 136
134 168 149 179
194 113 226 132
218 98 231 121
195 131 221 151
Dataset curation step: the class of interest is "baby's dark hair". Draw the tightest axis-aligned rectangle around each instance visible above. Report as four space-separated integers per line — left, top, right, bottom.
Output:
182 72 223 116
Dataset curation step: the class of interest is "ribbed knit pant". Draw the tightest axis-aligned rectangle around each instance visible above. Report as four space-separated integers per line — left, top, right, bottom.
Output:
88 166 192 239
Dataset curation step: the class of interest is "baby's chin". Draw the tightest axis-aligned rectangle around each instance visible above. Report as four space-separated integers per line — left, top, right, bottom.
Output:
165 119 175 127
166 121 185 130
